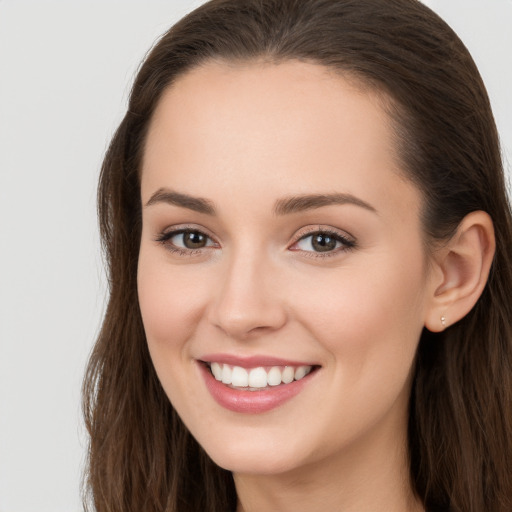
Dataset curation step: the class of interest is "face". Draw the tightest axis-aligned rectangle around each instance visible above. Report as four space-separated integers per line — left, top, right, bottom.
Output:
138 61 436 477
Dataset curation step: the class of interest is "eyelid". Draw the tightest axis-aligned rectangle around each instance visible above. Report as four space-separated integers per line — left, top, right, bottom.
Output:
155 224 220 253
156 223 217 240
153 223 356 258
293 225 355 241
289 226 357 255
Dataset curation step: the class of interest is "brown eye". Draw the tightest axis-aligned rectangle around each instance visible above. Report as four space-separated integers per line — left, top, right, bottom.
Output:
292 230 356 255
182 230 208 249
311 233 338 252
157 228 216 252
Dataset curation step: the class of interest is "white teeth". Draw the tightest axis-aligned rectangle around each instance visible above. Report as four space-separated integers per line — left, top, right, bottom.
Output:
294 366 310 380
282 366 295 384
248 367 268 388
209 363 314 388
267 366 282 386
231 366 249 387
221 365 232 384
211 362 223 380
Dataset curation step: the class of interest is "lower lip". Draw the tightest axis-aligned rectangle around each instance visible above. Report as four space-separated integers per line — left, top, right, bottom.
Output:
199 363 316 414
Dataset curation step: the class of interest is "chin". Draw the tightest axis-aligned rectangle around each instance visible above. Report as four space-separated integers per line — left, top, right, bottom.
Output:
209 447 304 476
194 425 313 476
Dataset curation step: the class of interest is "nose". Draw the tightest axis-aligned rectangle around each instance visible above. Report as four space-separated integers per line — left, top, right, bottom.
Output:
208 249 288 340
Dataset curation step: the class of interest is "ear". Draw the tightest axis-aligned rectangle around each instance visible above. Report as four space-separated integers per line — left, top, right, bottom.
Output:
424 211 495 332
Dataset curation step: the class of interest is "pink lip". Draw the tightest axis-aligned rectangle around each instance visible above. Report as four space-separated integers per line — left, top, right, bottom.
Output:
197 360 318 414
199 353 316 368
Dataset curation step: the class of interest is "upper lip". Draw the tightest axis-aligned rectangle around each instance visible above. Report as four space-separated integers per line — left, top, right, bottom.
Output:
198 353 319 368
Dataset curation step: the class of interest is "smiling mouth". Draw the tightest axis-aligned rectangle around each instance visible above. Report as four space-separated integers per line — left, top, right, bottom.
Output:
203 362 318 391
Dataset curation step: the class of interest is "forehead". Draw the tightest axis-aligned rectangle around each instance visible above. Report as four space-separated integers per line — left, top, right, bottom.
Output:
144 60 395 170
141 60 418 221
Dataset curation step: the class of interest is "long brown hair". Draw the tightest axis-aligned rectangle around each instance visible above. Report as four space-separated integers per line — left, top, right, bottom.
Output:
83 1 512 510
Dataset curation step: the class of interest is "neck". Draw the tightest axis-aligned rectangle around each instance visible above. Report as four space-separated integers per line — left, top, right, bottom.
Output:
234 407 424 512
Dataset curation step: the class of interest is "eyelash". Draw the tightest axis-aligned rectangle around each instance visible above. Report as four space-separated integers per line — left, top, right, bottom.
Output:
155 226 356 258
155 227 217 257
290 228 356 259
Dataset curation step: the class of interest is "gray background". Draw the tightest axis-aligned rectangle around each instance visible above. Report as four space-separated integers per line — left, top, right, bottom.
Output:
0 1 510 511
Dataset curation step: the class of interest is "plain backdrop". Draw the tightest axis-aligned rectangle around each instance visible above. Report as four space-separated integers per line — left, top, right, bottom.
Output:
0 1 510 511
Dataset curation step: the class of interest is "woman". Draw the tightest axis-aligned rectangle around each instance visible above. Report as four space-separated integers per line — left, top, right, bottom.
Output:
82 0 512 511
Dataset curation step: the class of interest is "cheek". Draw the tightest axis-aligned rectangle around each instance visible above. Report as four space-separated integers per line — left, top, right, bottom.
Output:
137 249 212 414
137 249 208 352
287 256 427 449
294 250 427 380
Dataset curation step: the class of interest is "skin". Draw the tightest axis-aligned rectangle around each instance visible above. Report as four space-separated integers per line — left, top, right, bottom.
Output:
137 60 436 512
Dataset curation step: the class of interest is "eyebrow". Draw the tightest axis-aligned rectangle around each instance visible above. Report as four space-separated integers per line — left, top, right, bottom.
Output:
145 188 216 215
144 188 377 216
273 193 377 215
